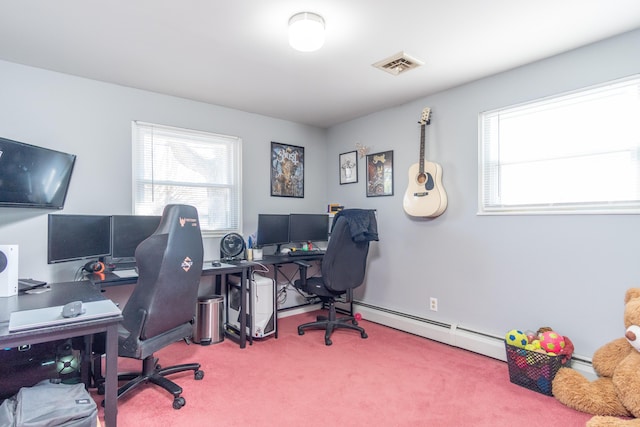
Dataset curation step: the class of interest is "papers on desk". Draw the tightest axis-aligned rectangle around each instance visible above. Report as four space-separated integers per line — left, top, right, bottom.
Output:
209 261 237 269
115 269 138 278
8 300 121 332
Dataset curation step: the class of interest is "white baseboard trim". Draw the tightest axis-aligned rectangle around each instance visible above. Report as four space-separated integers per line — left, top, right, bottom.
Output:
353 302 597 381
278 303 321 318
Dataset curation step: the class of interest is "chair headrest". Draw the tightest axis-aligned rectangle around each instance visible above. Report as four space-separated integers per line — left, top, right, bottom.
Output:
155 204 201 235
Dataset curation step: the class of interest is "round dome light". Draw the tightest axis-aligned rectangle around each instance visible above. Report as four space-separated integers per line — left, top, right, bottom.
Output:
288 12 325 52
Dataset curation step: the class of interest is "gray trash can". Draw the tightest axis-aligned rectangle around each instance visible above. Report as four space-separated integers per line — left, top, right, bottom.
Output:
193 295 224 345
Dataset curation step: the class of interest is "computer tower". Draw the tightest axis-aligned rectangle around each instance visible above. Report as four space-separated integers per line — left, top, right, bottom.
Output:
227 273 275 338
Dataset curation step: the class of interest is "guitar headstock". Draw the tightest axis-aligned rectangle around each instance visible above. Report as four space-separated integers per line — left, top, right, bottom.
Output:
419 107 432 125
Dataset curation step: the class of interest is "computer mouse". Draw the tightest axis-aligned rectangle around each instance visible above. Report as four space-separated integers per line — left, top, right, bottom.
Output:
62 301 85 318
211 261 222 267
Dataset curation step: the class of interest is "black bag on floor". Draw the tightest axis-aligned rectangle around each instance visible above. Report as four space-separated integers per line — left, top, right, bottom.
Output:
0 379 97 427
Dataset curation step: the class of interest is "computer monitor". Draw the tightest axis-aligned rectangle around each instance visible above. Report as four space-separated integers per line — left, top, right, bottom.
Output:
256 214 289 254
110 215 162 264
288 213 330 245
47 214 111 264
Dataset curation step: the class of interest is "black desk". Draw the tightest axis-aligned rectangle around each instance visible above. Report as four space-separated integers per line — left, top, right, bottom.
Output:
0 281 122 427
260 251 355 315
251 252 327 333
260 252 325 264
259 253 324 291
87 261 256 349
203 261 256 348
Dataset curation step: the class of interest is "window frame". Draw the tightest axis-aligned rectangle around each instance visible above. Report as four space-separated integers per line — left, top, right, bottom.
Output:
132 121 242 236
478 74 640 215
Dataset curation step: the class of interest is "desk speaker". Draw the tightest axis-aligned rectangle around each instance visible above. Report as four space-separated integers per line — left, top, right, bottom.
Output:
0 245 18 297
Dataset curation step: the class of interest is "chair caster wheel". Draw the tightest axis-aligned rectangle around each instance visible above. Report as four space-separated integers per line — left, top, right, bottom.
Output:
195 370 205 380
361 332 368 339
173 396 186 409
298 328 305 335
325 338 332 346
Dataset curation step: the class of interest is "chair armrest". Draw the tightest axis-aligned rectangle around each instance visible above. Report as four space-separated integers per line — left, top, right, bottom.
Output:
120 308 147 353
294 260 312 269
294 260 312 288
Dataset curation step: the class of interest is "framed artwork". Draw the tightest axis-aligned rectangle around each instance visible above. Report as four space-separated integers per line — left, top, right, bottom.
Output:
366 150 394 197
339 151 358 184
270 141 304 198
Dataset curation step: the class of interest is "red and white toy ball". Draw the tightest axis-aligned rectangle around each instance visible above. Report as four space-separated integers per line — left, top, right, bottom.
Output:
539 331 565 353
524 330 538 343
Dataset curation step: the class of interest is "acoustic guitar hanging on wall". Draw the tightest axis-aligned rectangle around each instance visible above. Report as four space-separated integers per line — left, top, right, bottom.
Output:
402 107 447 217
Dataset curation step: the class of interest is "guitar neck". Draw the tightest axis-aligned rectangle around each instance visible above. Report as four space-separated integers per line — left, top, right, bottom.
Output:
419 124 425 173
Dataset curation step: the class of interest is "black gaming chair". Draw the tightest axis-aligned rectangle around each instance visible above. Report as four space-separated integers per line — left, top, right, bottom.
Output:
293 209 378 345
97 204 205 409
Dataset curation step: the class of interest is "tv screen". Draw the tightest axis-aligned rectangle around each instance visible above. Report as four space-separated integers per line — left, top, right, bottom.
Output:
0 137 76 209
111 215 161 262
289 214 329 244
256 214 290 251
48 214 111 263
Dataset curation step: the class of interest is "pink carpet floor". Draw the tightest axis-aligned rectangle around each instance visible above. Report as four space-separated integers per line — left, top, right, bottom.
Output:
92 311 592 426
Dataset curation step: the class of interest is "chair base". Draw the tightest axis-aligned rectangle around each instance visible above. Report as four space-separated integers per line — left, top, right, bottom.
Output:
297 301 367 346
98 355 204 409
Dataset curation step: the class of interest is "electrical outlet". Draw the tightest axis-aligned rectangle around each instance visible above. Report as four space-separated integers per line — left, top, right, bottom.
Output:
429 297 438 312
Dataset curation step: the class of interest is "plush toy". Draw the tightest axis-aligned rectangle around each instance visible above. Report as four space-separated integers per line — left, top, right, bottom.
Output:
552 288 640 427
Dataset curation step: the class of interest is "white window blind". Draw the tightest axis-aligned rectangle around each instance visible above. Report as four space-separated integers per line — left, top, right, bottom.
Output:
132 121 242 234
479 75 640 214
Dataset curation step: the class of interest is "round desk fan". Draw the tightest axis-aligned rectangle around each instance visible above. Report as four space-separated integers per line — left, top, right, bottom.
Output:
220 233 245 260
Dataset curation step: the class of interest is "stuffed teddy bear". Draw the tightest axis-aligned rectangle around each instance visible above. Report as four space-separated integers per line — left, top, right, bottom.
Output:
552 288 640 427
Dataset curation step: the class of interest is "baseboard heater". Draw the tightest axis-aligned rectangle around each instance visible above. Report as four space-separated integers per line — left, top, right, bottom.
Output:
353 301 597 381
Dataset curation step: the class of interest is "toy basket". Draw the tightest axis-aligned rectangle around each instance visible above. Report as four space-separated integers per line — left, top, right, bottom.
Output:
504 336 573 396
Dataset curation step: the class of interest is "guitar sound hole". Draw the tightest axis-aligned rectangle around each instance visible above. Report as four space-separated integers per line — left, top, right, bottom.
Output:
417 173 427 185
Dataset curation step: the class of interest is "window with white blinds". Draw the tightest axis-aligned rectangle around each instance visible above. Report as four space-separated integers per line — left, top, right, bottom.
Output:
479 75 640 214
132 121 242 234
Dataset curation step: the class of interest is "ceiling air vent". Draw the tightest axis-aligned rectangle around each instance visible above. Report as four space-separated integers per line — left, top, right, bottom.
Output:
373 51 423 76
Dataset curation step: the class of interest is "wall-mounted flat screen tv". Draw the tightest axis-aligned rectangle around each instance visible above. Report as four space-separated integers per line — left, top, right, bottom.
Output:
0 136 76 209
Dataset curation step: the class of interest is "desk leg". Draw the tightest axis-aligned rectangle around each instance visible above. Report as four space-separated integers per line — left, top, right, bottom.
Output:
238 270 247 349
82 335 92 387
273 266 279 339
104 323 118 427
245 268 253 346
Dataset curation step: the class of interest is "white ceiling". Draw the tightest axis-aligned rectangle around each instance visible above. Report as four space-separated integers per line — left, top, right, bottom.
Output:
1 1 639 128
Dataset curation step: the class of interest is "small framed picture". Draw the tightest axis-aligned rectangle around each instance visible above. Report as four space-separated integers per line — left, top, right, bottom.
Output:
339 151 358 184
270 141 305 198
366 150 394 197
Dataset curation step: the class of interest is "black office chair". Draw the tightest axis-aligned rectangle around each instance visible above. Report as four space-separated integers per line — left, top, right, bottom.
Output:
96 204 205 409
293 209 378 345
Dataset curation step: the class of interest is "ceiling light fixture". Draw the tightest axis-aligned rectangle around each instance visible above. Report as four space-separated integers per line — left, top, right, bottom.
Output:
288 12 325 52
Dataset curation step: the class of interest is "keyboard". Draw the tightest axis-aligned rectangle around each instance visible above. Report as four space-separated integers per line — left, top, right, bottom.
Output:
288 250 325 257
112 261 137 270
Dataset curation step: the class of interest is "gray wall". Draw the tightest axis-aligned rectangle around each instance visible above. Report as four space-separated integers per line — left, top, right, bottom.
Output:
1 29 638 358
327 29 640 357
0 59 327 282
